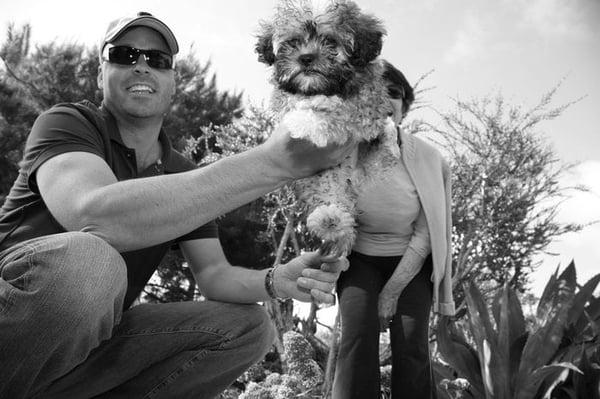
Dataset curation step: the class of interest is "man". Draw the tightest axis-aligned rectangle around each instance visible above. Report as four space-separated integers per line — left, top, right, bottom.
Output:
0 12 351 398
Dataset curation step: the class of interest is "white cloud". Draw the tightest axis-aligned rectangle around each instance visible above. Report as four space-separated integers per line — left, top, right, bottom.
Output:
443 14 485 66
514 0 593 40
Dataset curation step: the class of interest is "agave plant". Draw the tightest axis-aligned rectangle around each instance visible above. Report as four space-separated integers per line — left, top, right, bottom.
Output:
437 261 600 399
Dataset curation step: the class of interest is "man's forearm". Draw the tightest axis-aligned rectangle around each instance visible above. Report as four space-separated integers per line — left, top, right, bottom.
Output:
194 265 271 303
81 146 288 251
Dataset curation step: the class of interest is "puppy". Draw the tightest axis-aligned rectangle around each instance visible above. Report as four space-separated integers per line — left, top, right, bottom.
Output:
256 0 399 256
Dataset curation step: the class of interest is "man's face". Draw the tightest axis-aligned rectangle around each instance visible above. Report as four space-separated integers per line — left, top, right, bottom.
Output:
98 26 176 120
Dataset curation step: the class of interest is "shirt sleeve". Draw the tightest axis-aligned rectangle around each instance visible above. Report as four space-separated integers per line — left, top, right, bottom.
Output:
176 219 219 242
407 206 431 259
25 105 105 193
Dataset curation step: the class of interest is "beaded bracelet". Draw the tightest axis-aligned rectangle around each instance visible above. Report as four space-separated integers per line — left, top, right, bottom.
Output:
265 264 289 300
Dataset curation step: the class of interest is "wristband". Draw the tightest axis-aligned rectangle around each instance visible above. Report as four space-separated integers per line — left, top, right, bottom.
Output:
265 264 289 300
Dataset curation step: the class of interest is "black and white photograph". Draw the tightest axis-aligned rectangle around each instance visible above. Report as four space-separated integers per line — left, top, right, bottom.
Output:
1 1 599 398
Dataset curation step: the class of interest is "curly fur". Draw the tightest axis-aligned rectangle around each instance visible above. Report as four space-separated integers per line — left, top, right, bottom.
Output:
256 0 399 256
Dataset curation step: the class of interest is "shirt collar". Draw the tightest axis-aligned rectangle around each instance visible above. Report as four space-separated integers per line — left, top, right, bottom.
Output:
100 103 174 169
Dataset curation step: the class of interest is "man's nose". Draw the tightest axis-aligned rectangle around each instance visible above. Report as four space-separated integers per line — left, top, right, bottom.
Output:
133 54 151 73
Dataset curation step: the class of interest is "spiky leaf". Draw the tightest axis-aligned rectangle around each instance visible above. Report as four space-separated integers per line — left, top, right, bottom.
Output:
586 296 600 321
516 289 576 399
437 316 486 398
537 265 559 319
494 284 519 398
537 262 577 324
464 283 497 398
532 363 581 399
509 332 529 388
567 274 600 327
571 350 600 399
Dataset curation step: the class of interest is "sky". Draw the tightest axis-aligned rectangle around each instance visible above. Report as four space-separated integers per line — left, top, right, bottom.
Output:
2 0 599 301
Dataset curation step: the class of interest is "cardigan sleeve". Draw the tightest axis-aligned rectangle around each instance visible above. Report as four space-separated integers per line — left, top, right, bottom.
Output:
437 158 456 315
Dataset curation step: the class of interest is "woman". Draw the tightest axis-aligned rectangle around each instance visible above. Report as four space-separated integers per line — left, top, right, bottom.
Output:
332 61 455 399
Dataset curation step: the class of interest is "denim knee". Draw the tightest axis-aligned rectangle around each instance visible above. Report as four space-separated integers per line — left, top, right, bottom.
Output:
239 304 276 362
47 231 127 314
0 232 128 398
2 231 128 324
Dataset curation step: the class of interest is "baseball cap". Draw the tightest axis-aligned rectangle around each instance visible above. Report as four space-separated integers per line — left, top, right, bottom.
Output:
99 11 179 60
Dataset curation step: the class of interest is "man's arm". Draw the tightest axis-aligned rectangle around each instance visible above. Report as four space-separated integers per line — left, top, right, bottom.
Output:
181 239 343 304
36 125 352 252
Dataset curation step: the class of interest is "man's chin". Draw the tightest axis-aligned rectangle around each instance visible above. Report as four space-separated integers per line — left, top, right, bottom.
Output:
121 101 168 120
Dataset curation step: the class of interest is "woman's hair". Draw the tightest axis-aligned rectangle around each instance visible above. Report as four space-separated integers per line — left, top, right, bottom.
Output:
382 60 414 116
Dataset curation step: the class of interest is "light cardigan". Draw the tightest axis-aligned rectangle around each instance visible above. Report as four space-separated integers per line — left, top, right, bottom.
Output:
399 129 455 316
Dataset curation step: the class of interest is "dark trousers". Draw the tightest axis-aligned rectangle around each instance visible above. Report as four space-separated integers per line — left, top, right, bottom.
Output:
333 251 435 399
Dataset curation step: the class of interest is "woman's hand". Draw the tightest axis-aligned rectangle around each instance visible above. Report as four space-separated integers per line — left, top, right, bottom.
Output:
378 287 400 331
378 249 427 331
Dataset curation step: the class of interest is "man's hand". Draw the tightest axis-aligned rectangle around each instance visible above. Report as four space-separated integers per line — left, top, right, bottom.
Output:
274 251 349 304
260 123 355 180
378 287 400 332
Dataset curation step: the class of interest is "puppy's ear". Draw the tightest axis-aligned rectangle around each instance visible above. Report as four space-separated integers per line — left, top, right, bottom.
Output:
349 14 385 68
255 23 275 65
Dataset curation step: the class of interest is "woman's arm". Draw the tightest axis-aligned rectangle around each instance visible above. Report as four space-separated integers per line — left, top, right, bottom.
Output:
378 247 427 330
378 208 431 330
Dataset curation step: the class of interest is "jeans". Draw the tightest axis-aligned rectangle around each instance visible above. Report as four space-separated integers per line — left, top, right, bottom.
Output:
0 232 275 399
333 251 435 399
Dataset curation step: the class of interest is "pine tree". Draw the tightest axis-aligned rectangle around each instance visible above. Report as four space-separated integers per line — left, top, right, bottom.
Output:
164 53 244 152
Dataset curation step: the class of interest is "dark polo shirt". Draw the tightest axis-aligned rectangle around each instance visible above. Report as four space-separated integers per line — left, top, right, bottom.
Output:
0 100 218 309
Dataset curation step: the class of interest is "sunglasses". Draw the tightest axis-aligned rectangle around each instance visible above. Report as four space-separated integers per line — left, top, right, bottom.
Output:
103 45 174 70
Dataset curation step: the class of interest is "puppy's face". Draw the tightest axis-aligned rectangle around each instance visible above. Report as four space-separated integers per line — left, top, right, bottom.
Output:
256 0 385 96
272 21 352 96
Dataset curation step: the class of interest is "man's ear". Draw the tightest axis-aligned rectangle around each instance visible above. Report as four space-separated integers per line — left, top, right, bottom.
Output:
169 69 177 98
97 65 104 91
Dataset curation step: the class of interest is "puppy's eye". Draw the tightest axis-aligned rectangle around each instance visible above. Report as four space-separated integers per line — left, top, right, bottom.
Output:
323 37 338 47
287 38 302 47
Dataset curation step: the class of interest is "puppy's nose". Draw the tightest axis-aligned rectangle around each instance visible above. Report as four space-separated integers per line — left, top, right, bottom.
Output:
298 53 316 66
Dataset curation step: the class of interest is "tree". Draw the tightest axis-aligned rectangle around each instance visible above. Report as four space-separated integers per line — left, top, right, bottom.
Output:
423 84 586 302
0 24 41 200
0 24 102 202
164 53 244 152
